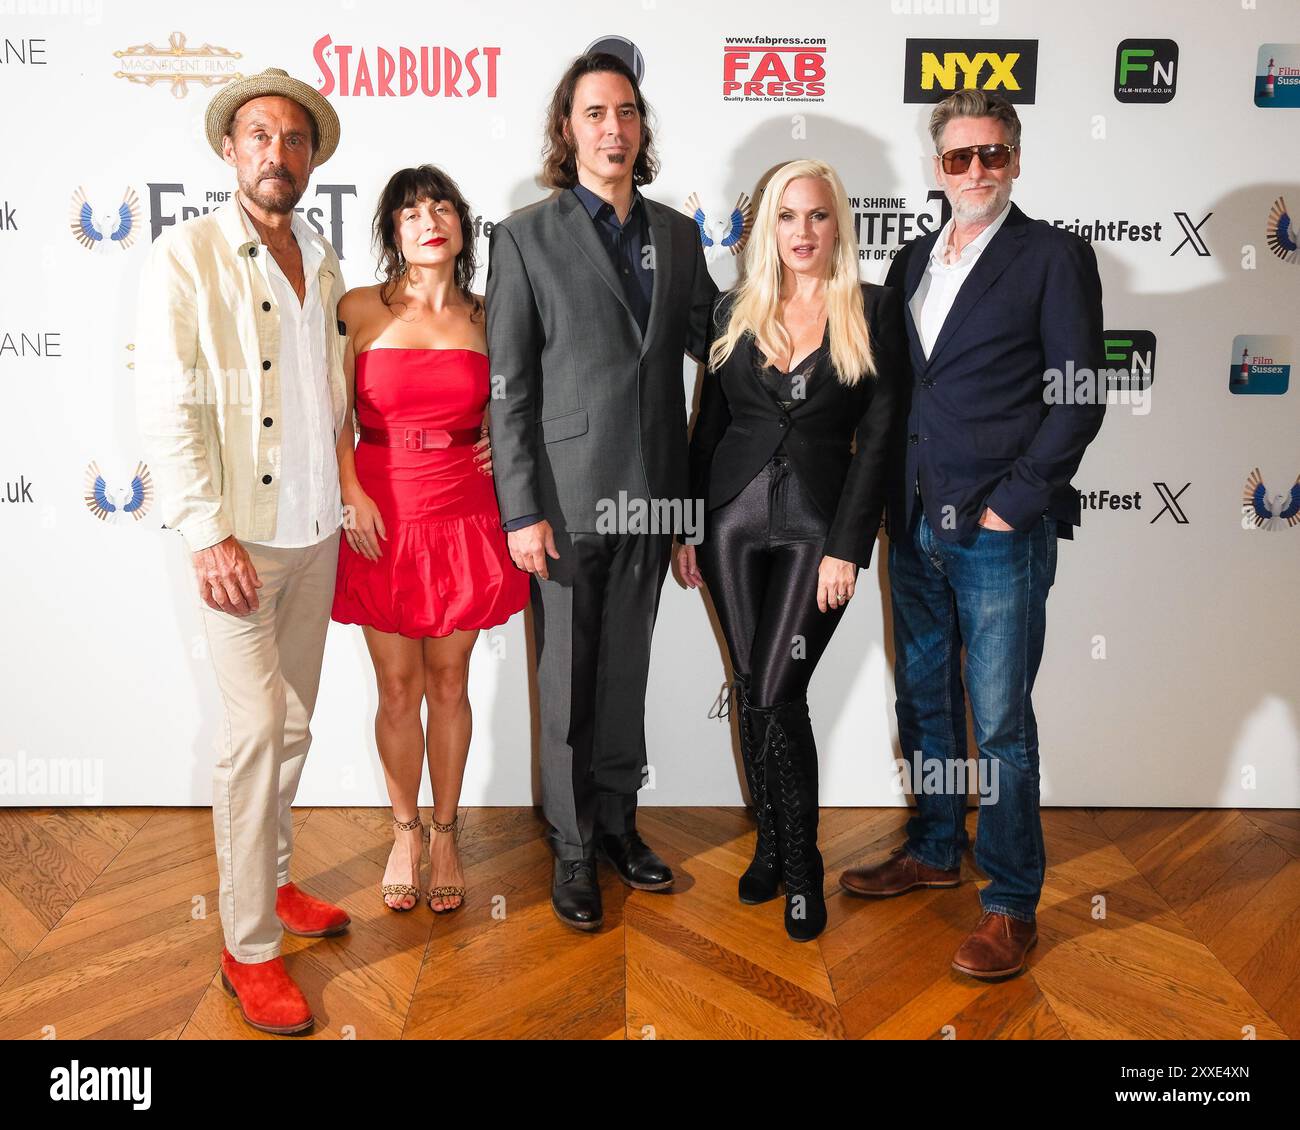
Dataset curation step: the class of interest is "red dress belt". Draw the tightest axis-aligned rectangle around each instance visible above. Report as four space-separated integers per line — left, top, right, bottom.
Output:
359 425 482 451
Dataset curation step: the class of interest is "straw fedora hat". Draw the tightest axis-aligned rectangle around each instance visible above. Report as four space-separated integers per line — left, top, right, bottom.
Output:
204 67 340 167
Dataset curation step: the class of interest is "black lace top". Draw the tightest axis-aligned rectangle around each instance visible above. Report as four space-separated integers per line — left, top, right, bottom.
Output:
751 333 829 425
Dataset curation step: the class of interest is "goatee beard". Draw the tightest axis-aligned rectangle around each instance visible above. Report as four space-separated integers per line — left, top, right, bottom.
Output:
241 174 303 216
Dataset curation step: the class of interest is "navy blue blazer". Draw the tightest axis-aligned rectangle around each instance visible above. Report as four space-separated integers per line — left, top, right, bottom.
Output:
883 202 1105 542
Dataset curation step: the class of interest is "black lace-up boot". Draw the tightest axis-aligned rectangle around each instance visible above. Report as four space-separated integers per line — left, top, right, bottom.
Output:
735 676 782 905
758 698 826 941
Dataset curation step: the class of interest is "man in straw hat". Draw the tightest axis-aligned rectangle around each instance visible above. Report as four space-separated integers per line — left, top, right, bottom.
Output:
136 68 350 1035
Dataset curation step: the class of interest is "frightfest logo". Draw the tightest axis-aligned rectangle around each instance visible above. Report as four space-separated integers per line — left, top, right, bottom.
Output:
850 190 945 262
145 182 357 260
69 187 141 252
311 35 500 97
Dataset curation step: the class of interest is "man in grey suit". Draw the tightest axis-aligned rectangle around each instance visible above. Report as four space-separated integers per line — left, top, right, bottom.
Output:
486 52 717 931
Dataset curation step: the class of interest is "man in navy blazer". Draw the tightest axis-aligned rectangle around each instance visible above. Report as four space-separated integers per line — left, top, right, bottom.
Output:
839 91 1106 980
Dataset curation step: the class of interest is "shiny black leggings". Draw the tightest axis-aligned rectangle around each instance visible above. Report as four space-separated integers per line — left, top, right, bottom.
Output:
697 456 846 709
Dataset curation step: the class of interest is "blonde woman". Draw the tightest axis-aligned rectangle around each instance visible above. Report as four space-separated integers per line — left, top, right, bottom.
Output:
679 159 906 941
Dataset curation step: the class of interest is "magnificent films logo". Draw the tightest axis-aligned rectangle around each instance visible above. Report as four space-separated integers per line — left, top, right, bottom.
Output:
113 31 242 98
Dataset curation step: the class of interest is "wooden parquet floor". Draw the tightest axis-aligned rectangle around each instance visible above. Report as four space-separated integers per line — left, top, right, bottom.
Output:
0 805 1296 1040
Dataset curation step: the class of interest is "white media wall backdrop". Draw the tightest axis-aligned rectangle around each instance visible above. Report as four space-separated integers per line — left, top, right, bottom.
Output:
0 0 1296 809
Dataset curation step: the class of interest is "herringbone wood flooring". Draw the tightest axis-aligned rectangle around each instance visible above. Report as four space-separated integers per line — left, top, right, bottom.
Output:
0 805 1296 1039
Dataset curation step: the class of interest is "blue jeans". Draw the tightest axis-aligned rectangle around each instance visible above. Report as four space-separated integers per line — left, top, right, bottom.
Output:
888 507 1057 922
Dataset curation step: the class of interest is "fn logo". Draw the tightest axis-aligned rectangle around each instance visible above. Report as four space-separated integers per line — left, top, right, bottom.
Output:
1114 39 1179 104
1103 330 1157 391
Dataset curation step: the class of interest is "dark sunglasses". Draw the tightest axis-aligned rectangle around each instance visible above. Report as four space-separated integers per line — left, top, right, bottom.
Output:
939 143 1017 174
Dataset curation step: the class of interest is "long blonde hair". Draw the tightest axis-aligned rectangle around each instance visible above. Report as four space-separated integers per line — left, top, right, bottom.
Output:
709 159 874 386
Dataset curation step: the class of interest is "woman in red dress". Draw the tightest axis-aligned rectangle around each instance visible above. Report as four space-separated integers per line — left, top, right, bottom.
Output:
332 165 528 913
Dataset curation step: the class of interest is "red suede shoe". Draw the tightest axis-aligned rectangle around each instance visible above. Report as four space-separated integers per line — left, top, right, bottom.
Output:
219 948 314 1035
275 881 351 937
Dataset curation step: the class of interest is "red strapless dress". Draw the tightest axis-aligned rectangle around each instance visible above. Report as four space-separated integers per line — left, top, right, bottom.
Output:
331 348 529 638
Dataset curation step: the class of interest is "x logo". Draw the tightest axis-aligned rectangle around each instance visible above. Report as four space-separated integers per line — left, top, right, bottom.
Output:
1150 481 1191 524
1170 211 1212 257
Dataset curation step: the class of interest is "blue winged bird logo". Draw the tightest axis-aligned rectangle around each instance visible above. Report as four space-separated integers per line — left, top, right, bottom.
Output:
1266 196 1297 265
1242 467 1300 530
685 192 754 256
84 460 154 523
70 186 141 251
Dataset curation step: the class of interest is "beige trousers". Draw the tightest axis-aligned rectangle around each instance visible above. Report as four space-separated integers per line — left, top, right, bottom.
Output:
200 530 339 963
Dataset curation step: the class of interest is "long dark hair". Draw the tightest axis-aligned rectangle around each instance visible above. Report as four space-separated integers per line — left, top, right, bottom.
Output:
373 164 481 320
541 52 658 189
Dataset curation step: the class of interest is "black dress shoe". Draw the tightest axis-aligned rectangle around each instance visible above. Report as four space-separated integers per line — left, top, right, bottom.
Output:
597 831 674 891
551 857 602 931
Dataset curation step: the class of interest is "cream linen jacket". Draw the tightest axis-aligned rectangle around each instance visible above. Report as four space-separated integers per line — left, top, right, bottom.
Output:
135 199 349 552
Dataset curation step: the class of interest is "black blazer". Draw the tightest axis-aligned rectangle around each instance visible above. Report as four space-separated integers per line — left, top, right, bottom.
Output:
688 283 907 568
883 202 1105 543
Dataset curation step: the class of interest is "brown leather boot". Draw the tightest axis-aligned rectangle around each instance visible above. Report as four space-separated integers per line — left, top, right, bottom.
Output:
838 845 961 897
951 911 1038 980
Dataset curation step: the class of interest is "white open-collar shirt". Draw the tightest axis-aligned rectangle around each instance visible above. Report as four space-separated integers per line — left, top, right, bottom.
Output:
910 198 1013 360
237 202 343 548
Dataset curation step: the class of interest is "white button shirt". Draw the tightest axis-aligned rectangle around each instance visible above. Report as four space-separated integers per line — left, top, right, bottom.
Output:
237 203 342 548
910 199 1012 359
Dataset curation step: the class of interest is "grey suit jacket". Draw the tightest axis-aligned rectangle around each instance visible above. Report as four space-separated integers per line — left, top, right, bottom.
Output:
485 188 718 533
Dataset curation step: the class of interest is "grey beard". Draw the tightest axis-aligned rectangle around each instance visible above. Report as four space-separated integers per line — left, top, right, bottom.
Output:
240 173 304 216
